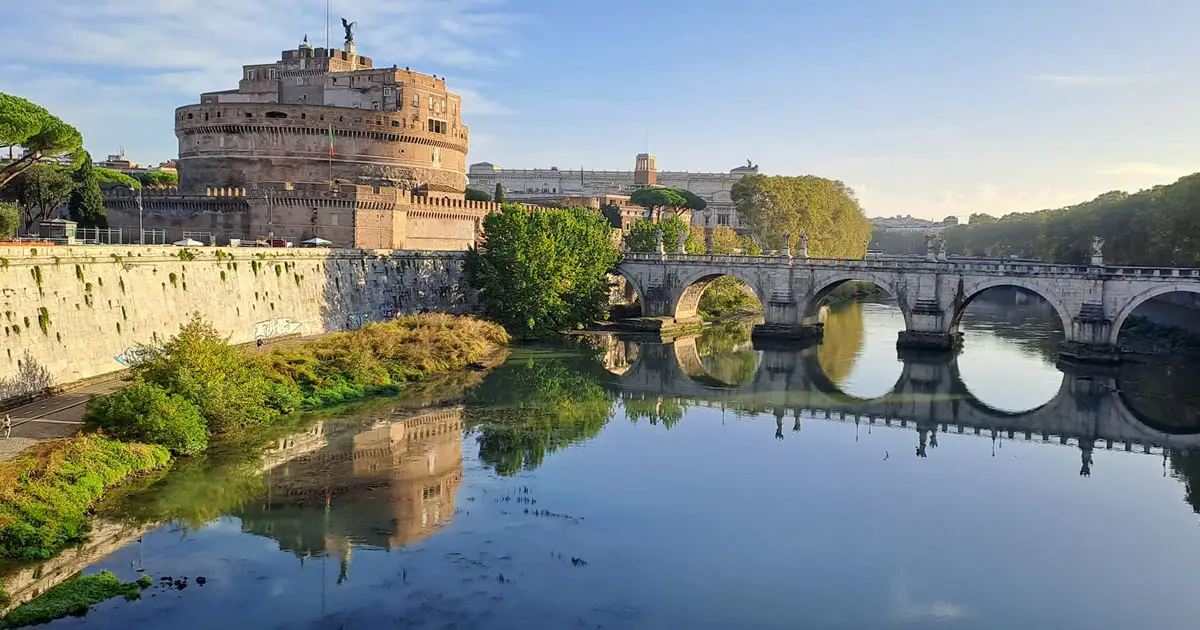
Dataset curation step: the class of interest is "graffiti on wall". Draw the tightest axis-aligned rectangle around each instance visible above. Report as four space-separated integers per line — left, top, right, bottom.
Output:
114 344 163 367
253 318 306 341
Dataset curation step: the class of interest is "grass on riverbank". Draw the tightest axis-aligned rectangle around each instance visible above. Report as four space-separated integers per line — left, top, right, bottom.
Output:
259 313 510 408
1 570 151 627
0 436 171 561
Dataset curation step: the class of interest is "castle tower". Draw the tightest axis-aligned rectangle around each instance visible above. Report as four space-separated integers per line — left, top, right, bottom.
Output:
634 153 657 187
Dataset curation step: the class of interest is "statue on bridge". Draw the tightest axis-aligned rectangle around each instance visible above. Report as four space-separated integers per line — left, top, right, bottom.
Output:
655 228 664 255
1090 236 1105 266
800 233 809 259
925 233 936 261
677 228 687 254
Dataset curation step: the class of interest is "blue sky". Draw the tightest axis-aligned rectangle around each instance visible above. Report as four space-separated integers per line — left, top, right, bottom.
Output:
3 0 1198 219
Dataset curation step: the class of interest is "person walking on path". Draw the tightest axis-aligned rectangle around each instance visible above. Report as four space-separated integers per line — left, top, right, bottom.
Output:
2 414 11 440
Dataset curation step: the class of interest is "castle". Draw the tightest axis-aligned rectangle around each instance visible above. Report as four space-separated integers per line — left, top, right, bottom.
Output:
101 30 498 250
468 154 760 231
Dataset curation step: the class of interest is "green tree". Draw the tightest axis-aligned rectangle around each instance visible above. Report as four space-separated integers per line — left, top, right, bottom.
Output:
625 215 702 253
739 235 762 255
600 203 623 229
0 92 84 188
67 153 107 229
467 204 621 338
94 167 140 189
465 186 492 202
494 182 505 203
138 170 178 188
731 174 872 257
677 188 708 213
630 187 687 221
0 201 18 240
0 163 72 232
941 215 960 226
710 225 740 254
968 213 997 225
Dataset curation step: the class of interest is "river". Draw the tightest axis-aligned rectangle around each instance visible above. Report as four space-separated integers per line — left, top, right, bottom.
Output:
13 294 1200 629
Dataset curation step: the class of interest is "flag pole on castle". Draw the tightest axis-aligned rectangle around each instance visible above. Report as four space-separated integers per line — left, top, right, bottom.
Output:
328 123 335 186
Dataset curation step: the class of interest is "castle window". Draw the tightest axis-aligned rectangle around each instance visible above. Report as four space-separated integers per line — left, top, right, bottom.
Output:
391 120 400 127
246 69 256 81
717 214 730 226
383 87 393 96
427 119 447 134
245 112 254 118
187 113 194 119
331 213 339 226
301 113 306 119
269 68 278 80
265 111 287 118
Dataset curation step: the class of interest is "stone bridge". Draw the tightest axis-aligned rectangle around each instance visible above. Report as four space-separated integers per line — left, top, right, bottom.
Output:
615 247 1200 362
602 335 1200 465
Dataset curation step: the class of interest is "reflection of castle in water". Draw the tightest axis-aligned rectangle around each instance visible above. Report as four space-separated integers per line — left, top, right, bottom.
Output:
604 331 1200 477
240 406 463 559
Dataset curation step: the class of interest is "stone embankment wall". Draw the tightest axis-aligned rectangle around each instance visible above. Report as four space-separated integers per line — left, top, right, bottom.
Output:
0 245 474 403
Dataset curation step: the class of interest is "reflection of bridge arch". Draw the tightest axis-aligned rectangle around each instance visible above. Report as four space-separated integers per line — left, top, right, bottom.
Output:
1109 285 1200 346
953 278 1071 332
614 337 1200 453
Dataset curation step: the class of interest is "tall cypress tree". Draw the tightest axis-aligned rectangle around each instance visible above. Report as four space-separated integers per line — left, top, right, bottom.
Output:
494 182 505 203
68 152 107 229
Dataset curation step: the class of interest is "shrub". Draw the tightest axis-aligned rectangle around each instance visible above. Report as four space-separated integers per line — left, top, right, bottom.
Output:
84 381 209 455
0 435 171 560
132 313 297 432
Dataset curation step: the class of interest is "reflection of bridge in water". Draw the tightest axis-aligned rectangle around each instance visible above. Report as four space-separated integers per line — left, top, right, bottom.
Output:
600 334 1200 465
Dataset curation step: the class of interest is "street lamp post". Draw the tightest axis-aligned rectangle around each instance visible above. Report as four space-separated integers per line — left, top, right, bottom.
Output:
122 184 145 245
135 185 144 245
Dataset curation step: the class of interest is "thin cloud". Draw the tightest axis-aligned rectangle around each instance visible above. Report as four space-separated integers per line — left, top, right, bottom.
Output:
1094 162 1198 179
1027 74 1140 87
0 0 521 163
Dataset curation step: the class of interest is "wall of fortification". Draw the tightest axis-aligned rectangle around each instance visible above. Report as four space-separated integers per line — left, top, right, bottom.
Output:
101 187 507 249
0 246 474 403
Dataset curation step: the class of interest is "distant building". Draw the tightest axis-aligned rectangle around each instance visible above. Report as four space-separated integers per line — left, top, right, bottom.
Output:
468 155 760 232
870 215 947 233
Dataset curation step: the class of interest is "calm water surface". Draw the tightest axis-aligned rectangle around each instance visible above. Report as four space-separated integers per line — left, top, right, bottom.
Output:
26 295 1200 629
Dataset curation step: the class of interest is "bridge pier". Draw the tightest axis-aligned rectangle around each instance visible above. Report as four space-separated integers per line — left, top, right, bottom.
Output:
896 330 963 352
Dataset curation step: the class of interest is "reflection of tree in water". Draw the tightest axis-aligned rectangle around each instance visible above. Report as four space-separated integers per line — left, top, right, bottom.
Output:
623 394 688 429
816 302 866 386
1118 360 1200 431
466 352 616 476
1170 452 1200 516
695 321 757 387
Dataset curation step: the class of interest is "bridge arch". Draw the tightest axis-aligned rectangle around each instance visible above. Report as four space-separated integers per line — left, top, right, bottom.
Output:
805 272 912 327
673 268 766 320
951 278 1072 333
608 268 648 317
1108 285 1200 346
